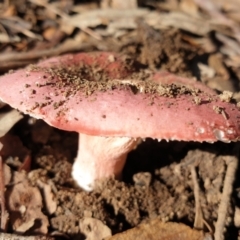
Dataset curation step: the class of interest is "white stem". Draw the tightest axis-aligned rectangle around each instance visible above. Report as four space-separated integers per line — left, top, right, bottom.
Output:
72 133 138 191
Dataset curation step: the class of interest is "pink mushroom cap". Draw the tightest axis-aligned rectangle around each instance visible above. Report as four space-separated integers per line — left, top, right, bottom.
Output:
0 52 240 190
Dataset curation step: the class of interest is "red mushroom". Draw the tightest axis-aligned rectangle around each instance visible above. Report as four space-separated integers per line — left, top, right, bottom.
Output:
0 52 240 191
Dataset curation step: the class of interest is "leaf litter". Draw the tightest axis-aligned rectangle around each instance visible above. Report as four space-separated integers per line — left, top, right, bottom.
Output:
1 0 240 239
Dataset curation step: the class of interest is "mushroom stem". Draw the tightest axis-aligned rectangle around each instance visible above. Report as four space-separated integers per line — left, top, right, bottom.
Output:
72 133 139 191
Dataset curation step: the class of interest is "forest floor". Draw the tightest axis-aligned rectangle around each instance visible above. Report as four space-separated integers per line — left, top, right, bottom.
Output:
1 0 240 239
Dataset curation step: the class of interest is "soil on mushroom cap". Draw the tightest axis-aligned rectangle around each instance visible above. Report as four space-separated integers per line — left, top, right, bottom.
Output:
26 54 206 114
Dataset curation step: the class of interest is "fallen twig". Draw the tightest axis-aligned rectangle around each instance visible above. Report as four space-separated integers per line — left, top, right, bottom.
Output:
0 156 8 231
0 40 91 72
0 233 54 240
191 165 204 230
214 143 240 240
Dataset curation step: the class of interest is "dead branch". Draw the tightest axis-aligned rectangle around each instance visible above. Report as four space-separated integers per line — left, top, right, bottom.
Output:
191 165 204 230
214 144 240 240
0 233 54 240
0 156 8 232
0 40 92 72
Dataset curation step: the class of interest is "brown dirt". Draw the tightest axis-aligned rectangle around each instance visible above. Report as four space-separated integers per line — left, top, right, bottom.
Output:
5 119 237 239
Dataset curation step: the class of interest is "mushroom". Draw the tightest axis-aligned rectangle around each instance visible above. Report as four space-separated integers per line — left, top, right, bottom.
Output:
0 52 240 191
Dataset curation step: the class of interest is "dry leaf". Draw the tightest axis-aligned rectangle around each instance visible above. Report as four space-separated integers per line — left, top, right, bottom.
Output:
146 11 210 36
0 32 9 43
154 0 179 11
197 63 215 79
42 27 59 41
234 207 240 228
3 163 12 186
50 215 80 234
208 53 229 80
179 0 199 16
80 217 112 240
0 134 29 162
216 33 240 56
6 179 49 235
0 16 42 40
0 109 23 137
65 8 148 29
0 232 54 239
225 55 240 68
1 4 16 17
15 218 35 233
101 0 137 9
72 2 98 13
106 219 208 240
194 0 240 42
36 180 57 215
